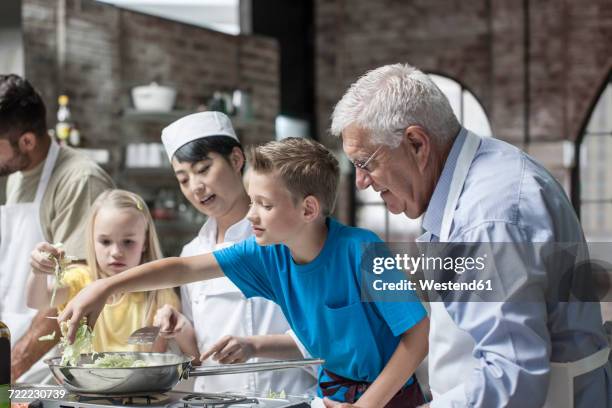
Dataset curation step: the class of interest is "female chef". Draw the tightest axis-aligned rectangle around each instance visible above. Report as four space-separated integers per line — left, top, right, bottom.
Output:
154 111 316 396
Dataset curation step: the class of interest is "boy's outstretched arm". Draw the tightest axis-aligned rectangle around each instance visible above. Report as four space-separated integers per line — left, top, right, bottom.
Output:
58 253 224 343
355 317 429 408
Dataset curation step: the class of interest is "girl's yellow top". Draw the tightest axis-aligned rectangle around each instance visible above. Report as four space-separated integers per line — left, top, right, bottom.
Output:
59 265 180 352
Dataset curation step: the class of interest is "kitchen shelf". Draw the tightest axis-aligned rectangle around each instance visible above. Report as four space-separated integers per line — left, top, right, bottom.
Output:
121 108 254 129
121 108 194 123
118 107 258 257
154 218 203 257
74 147 111 165
154 218 203 234
120 167 177 187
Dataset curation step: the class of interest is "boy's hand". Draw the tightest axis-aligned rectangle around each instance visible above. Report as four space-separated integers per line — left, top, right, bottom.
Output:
200 335 256 364
153 304 188 338
30 242 64 275
57 278 110 343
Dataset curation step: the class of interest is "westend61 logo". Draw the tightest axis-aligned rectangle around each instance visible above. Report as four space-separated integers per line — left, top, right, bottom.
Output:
371 253 487 275
360 242 612 303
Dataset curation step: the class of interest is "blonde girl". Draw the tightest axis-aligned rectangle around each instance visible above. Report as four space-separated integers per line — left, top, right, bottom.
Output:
27 189 180 352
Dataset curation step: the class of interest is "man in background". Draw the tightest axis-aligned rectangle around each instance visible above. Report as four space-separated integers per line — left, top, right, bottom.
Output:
0 74 114 381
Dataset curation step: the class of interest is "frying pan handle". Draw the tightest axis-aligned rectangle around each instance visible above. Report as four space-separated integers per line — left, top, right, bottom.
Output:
187 358 324 377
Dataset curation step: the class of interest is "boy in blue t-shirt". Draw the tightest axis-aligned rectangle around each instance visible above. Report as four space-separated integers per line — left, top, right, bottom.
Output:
58 138 429 407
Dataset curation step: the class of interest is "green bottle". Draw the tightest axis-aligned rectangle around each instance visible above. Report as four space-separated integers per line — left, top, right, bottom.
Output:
0 321 9 408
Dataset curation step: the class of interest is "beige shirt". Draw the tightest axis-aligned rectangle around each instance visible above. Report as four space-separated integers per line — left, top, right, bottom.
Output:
5 145 114 258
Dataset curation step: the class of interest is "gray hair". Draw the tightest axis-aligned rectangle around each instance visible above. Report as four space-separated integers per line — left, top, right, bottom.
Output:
330 64 461 147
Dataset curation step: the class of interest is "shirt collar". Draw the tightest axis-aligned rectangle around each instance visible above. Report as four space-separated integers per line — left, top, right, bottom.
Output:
19 157 45 178
421 127 468 239
18 141 56 178
197 215 252 249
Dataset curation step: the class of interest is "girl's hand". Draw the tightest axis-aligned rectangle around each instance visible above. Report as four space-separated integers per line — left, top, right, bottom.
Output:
153 304 189 338
30 242 64 275
200 335 256 364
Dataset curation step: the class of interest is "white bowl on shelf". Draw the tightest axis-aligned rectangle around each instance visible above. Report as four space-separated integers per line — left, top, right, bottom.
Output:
131 82 176 112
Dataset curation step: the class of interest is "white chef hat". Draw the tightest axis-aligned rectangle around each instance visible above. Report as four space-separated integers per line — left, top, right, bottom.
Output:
161 111 239 161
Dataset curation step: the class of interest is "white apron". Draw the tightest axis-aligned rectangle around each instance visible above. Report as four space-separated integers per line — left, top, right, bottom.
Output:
0 141 60 382
427 131 610 408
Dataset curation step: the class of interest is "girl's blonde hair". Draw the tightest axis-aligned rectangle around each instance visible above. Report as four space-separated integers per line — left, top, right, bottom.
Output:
85 189 169 326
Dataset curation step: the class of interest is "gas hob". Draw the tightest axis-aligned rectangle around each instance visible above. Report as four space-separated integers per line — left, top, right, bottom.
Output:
26 389 311 408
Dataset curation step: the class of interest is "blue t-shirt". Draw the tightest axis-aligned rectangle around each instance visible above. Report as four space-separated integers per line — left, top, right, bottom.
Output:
213 218 427 387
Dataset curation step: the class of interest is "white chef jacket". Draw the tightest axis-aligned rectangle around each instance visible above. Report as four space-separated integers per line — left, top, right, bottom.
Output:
180 216 317 396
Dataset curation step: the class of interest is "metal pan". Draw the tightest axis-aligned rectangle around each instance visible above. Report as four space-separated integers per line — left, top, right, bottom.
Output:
45 352 323 395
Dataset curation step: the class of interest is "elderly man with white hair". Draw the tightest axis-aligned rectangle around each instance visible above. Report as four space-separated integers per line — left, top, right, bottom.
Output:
329 64 611 408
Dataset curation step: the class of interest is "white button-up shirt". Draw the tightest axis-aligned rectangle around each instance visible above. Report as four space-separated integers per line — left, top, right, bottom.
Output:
181 216 317 395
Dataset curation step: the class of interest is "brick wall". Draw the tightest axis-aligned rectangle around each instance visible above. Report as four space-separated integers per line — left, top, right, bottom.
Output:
19 0 612 223
22 0 279 153
20 0 280 255
22 0 58 120
315 0 612 195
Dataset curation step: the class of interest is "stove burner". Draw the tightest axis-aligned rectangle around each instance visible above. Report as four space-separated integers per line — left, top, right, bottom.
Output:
75 393 170 406
28 389 309 408
178 393 258 407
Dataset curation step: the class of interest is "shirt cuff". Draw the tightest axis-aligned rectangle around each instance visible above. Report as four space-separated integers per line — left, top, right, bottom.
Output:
390 306 428 337
430 383 468 408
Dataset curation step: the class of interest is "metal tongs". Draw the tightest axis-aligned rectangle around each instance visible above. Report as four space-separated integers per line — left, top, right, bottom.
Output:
187 358 325 376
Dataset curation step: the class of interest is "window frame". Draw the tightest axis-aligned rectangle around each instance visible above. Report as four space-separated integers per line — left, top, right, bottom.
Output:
572 70 612 239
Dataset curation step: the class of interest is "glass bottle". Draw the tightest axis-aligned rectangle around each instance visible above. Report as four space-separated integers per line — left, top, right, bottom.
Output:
69 127 81 147
0 321 10 408
208 91 227 114
56 95 72 146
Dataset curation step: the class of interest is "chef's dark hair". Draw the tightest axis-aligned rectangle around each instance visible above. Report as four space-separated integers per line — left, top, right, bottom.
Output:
174 135 245 173
0 74 47 146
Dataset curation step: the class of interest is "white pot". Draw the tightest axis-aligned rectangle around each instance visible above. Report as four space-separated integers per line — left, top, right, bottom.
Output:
131 82 176 112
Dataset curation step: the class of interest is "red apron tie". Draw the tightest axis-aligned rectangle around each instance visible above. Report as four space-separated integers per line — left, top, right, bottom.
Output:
319 369 426 407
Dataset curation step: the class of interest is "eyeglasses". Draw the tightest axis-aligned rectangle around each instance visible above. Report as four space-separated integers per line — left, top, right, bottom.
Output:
352 145 383 173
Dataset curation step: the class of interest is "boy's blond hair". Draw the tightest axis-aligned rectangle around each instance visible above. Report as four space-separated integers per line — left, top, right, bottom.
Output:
247 137 339 216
